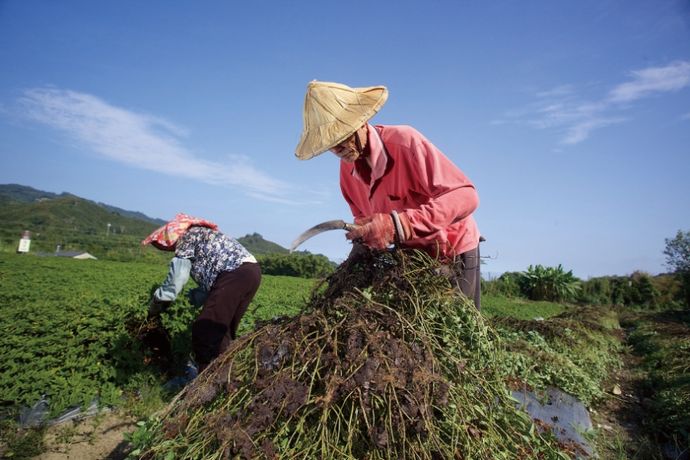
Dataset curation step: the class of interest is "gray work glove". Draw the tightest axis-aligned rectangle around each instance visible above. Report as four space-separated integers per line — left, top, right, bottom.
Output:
187 287 208 307
147 297 171 319
344 241 369 265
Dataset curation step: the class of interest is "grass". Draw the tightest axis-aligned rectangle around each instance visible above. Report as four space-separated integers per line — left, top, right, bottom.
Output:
482 293 567 319
238 274 316 334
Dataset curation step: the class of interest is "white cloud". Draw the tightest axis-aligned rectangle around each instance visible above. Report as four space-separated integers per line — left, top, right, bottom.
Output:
500 60 690 145
18 87 301 203
535 85 575 98
608 61 690 103
562 117 627 145
527 101 606 130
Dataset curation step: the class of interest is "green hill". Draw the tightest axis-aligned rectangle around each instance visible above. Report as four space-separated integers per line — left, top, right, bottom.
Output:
0 184 167 226
0 183 59 204
236 232 289 255
0 187 163 261
0 184 293 261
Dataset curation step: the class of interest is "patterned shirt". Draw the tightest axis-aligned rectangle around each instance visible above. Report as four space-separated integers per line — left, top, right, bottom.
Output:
175 226 256 292
153 226 257 302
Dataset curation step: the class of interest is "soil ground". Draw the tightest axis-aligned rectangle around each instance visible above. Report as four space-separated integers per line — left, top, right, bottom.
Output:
590 329 651 459
32 411 135 460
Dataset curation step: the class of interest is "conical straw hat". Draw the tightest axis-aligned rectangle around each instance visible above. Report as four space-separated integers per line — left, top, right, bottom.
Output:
295 81 388 160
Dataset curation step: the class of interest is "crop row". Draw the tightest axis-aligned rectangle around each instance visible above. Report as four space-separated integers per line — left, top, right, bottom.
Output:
0 253 315 417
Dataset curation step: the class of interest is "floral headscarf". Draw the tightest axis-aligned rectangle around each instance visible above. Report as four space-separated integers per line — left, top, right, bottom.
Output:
141 213 218 251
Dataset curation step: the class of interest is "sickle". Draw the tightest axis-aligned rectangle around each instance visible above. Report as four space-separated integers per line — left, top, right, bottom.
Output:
290 219 357 252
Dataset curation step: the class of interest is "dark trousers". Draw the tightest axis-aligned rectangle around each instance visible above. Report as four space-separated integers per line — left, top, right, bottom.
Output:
447 246 481 310
192 262 261 370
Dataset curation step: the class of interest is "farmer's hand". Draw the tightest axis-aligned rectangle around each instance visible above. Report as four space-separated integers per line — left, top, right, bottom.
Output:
187 287 208 307
147 297 171 319
346 213 395 250
343 240 369 265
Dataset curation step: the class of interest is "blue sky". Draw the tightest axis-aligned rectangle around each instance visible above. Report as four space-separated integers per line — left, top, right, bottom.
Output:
1 0 689 278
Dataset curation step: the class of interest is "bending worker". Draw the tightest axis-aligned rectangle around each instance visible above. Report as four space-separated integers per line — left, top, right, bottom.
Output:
142 213 261 371
295 81 481 309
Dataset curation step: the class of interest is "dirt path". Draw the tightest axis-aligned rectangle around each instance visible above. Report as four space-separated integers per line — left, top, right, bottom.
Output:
32 412 136 460
590 322 658 459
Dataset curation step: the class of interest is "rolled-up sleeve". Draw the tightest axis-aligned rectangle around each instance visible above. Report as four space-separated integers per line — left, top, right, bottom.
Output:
154 257 192 302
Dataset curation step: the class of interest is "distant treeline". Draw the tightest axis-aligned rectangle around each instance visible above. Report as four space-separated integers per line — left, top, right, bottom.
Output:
257 253 336 278
483 266 682 309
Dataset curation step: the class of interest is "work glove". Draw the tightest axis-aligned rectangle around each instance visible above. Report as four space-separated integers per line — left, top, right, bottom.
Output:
346 212 412 250
344 240 369 265
147 297 171 319
187 287 208 308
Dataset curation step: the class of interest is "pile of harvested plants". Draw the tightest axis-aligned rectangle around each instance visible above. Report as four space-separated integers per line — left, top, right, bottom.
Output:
132 250 568 459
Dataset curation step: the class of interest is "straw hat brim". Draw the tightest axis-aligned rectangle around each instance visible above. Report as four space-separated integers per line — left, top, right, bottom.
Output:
295 82 388 160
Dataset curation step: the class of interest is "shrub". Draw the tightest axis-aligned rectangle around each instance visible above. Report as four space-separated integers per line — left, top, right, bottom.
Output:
581 273 664 308
629 271 660 308
257 253 336 278
519 264 581 302
481 272 524 298
578 277 612 305
496 271 523 297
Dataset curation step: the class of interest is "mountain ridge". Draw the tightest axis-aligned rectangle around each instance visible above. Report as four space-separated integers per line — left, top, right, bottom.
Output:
0 183 167 226
0 184 291 258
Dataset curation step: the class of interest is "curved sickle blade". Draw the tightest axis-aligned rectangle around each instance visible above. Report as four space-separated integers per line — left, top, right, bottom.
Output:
290 219 356 252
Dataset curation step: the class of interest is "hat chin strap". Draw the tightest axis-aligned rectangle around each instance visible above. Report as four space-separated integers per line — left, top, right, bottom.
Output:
355 126 366 149
152 241 176 251
354 125 373 167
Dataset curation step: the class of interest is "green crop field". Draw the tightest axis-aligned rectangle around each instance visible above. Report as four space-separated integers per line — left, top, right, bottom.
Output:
0 252 589 420
0 253 316 418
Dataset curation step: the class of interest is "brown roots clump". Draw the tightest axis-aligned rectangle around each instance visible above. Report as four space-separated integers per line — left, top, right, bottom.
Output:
137 250 567 459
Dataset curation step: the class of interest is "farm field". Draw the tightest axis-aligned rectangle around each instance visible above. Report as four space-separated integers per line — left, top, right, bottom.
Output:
0 252 687 459
0 253 315 419
482 294 566 320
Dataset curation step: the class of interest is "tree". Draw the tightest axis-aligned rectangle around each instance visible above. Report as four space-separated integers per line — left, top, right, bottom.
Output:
664 230 690 273
630 271 659 309
664 230 690 308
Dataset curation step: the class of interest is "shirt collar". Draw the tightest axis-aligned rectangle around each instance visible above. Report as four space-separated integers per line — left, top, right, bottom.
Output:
350 124 388 186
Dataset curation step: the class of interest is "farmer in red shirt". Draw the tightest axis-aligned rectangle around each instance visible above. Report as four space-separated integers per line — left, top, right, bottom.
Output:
295 81 481 309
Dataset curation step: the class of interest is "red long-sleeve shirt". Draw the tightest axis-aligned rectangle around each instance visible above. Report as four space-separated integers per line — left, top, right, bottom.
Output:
339 124 480 260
